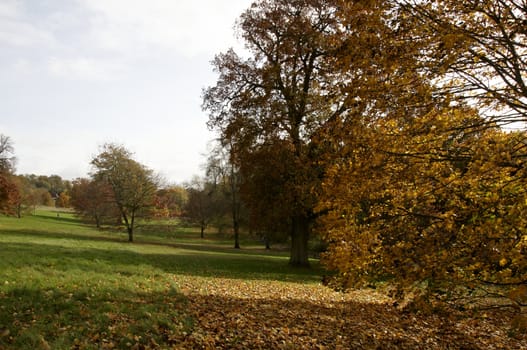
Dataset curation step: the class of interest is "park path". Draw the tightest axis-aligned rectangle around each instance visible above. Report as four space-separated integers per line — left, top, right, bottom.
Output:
168 276 525 349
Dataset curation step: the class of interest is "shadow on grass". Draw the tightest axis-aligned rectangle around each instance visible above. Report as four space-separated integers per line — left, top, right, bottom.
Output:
31 214 84 226
1 285 522 349
0 285 189 350
2 230 524 348
1 227 126 243
3 222 287 258
0 230 321 283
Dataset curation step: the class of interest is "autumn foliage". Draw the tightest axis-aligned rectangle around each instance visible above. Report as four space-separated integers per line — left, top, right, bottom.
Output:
0 135 20 216
317 107 527 306
202 0 527 312
312 0 527 310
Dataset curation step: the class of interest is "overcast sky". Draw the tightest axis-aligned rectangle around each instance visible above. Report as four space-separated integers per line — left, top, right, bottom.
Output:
0 0 252 184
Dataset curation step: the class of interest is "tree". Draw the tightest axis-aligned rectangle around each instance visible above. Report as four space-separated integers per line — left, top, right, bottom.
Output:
203 0 350 266
307 1 527 306
153 186 188 218
319 107 527 308
203 0 440 266
0 135 20 216
0 135 16 174
238 140 296 248
70 178 120 228
185 176 217 239
19 174 72 206
206 141 245 249
12 176 48 216
55 191 70 208
0 175 20 216
40 190 54 207
401 0 527 126
91 144 158 242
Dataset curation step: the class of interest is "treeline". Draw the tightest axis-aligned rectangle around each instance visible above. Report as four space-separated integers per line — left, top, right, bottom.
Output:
69 143 265 248
0 139 256 247
0 139 72 217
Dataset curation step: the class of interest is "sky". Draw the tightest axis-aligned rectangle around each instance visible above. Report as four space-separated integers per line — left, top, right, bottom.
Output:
0 0 253 184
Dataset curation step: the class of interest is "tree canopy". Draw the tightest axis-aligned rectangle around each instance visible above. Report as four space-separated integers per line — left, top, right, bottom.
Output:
204 0 376 266
0 135 20 216
401 0 527 125
314 0 527 309
204 0 527 311
91 144 158 242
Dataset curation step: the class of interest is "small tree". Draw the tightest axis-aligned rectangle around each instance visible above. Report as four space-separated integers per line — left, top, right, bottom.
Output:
91 144 158 242
185 176 216 239
55 191 70 208
206 141 245 249
0 134 20 216
154 186 188 218
0 135 16 174
70 178 120 228
0 175 20 216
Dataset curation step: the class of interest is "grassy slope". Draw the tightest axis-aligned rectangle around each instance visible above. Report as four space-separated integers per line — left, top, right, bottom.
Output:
0 209 321 349
2 210 526 349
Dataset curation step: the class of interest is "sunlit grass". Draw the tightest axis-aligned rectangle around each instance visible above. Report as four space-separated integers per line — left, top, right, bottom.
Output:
0 208 322 349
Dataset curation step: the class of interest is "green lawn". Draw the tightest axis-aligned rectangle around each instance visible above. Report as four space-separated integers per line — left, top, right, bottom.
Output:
0 209 321 349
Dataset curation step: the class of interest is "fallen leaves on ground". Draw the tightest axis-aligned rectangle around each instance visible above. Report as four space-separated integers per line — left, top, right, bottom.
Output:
171 276 527 349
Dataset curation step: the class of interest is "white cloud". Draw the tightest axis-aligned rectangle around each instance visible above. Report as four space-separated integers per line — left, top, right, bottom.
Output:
0 0 20 18
12 58 30 73
0 18 55 47
0 0 56 47
77 0 249 58
47 56 124 81
1 0 254 182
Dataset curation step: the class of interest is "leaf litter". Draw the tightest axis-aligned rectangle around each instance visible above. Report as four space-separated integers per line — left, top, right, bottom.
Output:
170 276 527 349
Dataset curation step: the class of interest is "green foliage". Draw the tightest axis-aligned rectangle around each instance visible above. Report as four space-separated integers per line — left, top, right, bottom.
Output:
19 174 71 198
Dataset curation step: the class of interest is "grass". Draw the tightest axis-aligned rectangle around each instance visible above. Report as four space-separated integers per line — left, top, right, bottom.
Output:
0 208 322 349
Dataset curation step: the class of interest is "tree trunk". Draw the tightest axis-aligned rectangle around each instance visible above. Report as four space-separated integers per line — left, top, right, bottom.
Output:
127 226 133 242
128 212 135 242
121 211 133 242
289 215 310 267
233 221 240 249
200 223 205 239
265 236 271 250
231 164 241 249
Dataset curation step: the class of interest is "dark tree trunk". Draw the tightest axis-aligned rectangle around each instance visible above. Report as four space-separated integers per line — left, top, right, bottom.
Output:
265 236 271 250
289 215 310 267
233 221 240 249
127 226 133 242
128 212 135 242
121 211 133 242
231 163 241 249
200 223 205 239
